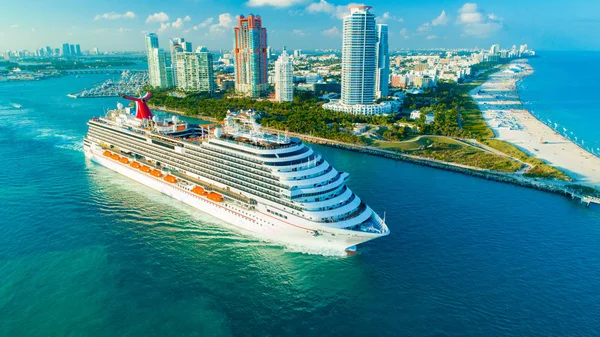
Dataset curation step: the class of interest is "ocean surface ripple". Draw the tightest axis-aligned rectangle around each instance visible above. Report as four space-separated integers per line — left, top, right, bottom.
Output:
1 59 600 336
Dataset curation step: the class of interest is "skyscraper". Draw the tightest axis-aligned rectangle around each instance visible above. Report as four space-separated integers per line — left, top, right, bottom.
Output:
145 33 169 88
75 44 81 56
69 44 76 56
170 38 185 59
233 14 268 98
375 24 389 98
341 5 377 105
61 43 70 56
490 44 500 54
175 47 215 93
323 5 397 115
169 38 184 87
45 46 52 56
274 47 293 103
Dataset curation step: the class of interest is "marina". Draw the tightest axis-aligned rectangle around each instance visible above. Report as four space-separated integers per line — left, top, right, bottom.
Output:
67 70 148 98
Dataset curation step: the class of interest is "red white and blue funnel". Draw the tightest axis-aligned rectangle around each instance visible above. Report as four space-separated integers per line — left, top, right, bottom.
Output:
120 92 153 120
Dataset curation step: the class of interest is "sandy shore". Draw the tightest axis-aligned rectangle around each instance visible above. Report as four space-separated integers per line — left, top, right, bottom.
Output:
471 59 600 188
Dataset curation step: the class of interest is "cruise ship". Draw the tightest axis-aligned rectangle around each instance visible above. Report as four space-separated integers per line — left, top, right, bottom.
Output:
84 93 389 253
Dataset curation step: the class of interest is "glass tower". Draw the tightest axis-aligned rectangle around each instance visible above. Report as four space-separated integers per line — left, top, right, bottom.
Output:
375 24 389 98
341 6 377 105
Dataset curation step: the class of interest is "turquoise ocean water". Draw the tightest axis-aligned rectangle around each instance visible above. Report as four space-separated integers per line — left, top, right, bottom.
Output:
1 56 600 336
519 51 600 156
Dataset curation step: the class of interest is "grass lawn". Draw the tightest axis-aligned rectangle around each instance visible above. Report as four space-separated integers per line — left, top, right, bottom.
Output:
412 144 523 172
456 83 495 139
374 137 522 173
373 136 464 152
482 139 571 181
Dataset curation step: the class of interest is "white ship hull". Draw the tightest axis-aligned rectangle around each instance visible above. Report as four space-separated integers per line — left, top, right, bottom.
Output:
85 146 383 253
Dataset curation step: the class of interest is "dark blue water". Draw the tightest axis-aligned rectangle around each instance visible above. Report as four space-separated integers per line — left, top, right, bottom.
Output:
520 51 600 156
1 71 600 336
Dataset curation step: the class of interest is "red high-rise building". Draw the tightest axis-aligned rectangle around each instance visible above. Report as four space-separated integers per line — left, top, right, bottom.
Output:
233 14 268 98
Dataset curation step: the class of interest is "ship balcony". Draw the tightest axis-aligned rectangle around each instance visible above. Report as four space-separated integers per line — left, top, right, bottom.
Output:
277 161 331 180
309 196 362 222
346 212 390 236
298 188 353 210
290 172 347 197
287 168 339 190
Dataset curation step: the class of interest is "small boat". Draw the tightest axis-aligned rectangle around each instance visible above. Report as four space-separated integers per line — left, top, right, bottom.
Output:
10 103 22 109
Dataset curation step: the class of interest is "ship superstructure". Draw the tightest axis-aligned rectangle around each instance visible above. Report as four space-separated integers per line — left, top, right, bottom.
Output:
84 93 389 253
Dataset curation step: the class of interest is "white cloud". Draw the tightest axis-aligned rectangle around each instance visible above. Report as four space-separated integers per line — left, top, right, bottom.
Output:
172 17 186 29
31 28 36 32
117 27 131 33
292 29 306 37
306 0 334 13
199 18 214 28
426 34 437 40
457 3 502 37
400 28 409 39
321 26 340 37
184 16 191 22
457 3 481 24
376 12 404 24
247 0 307 7
95 11 136 21
158 22 170 32
209 13 235 33
146 12 169 23
417 23 430 32
10 24 19 28
432 10 448 26
306 0 360 20
188 18 214 31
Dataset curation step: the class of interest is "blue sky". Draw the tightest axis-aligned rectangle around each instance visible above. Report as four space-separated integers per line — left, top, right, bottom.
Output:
1 0 599 52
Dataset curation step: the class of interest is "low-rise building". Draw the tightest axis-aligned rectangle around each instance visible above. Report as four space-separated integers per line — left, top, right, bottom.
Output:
323 99 400 115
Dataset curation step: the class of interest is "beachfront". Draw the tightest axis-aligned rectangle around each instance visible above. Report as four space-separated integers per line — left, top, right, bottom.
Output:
471 60 600 188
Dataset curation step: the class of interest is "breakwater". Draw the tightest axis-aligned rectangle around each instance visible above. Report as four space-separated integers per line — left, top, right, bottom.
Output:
296 134 598 206
147 107 599 206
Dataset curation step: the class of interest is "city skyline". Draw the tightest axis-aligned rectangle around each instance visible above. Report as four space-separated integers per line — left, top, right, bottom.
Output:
1 0 599 52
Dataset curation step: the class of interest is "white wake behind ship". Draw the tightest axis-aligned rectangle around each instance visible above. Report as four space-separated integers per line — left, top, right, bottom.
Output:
84 93 389 253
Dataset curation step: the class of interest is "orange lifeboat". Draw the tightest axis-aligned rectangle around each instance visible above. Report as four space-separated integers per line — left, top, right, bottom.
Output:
164 175 177 184
130 162 141 169
140 165 151 173
119 157 130 164
150 169 163 177
103 150 112 157
110 153 121 160
207 192 223 202
192 186 208 196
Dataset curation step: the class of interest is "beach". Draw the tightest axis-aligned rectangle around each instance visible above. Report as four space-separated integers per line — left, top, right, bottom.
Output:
471 60 600 188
